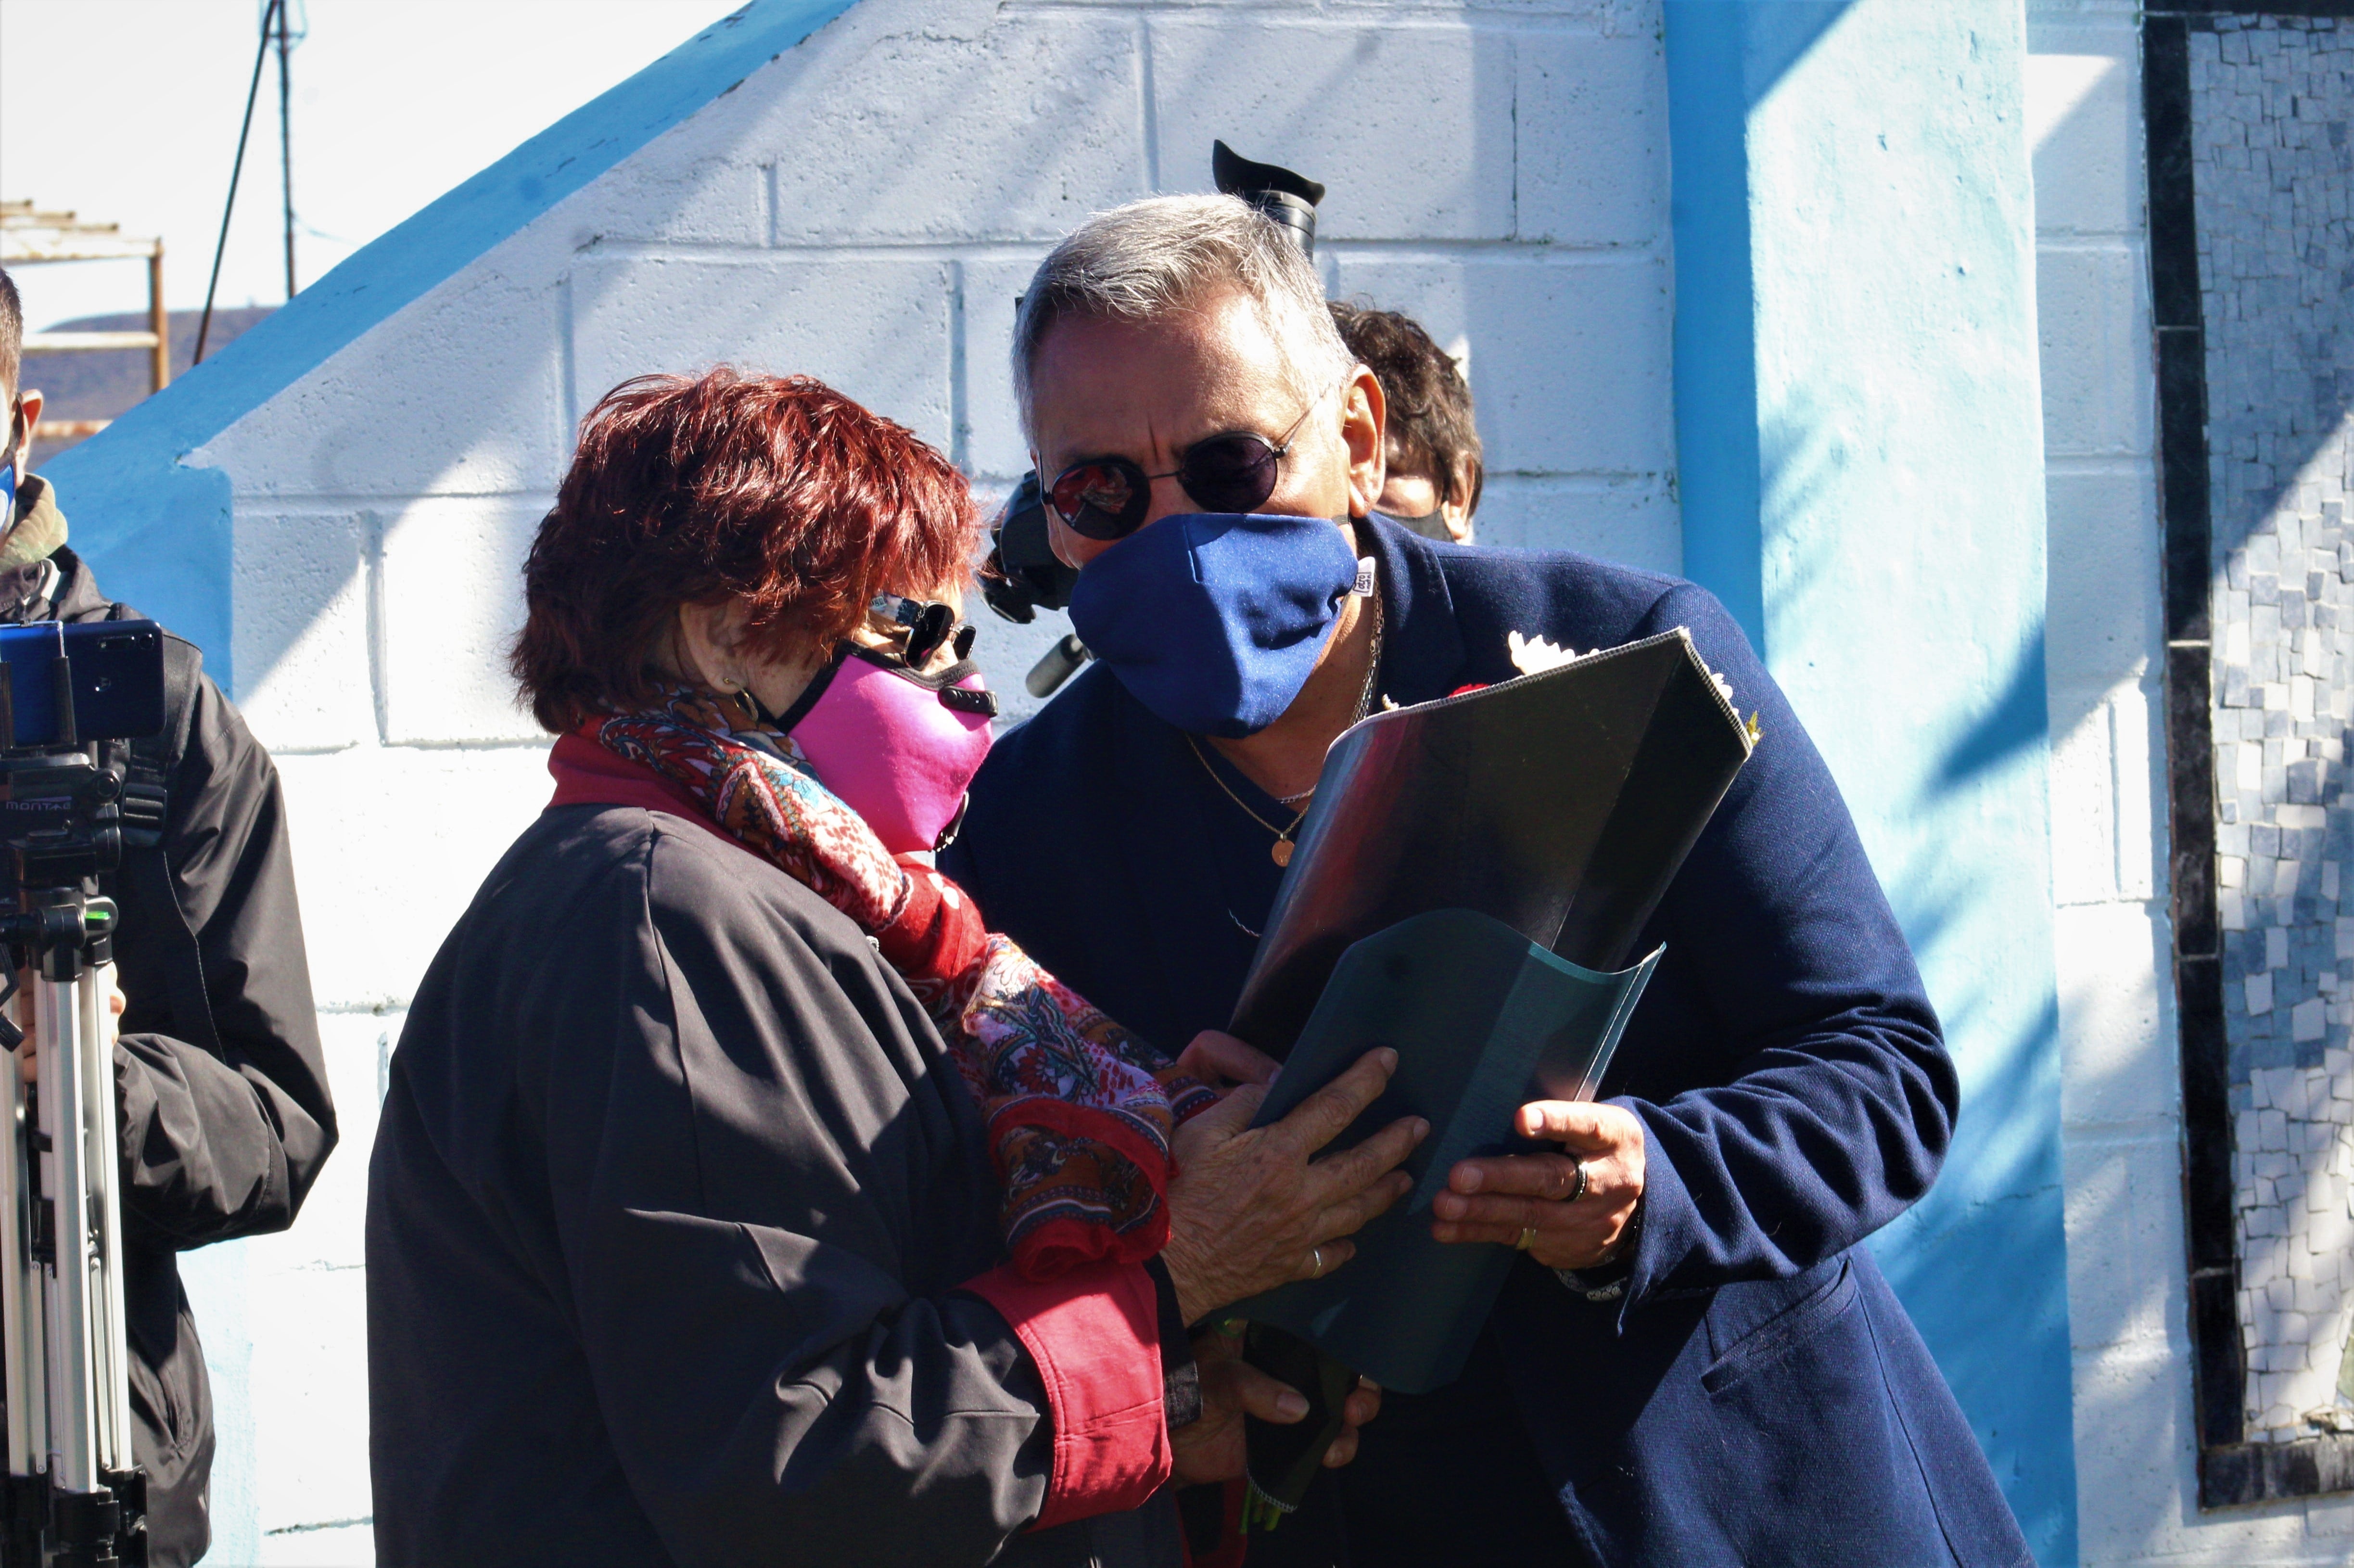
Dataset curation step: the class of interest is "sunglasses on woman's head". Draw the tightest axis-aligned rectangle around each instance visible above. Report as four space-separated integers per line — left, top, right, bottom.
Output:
1043 382 1339 542
870 594 975 668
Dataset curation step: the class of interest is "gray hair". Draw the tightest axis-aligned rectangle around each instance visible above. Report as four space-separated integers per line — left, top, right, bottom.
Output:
1011 194 1353 444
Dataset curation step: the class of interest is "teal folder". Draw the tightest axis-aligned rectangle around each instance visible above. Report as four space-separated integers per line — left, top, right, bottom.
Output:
1233 909 1659 1394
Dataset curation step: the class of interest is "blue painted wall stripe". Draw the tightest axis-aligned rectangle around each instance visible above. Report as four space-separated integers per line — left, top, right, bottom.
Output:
1663 2 2078 1558
1663 3 1766 655
37 0 858 690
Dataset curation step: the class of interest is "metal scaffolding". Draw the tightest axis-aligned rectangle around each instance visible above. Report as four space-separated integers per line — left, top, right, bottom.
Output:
0 201 169 443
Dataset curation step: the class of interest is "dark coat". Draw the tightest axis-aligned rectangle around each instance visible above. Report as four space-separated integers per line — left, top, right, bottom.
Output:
366 793 1183 1568
5 512 337 1568
944 517 2032 1568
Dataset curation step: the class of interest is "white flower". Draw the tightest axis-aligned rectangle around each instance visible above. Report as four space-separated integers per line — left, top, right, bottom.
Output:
1507 629 1587 677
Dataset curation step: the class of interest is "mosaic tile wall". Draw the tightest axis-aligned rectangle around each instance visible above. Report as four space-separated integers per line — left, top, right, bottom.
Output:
2196 13 2354 1445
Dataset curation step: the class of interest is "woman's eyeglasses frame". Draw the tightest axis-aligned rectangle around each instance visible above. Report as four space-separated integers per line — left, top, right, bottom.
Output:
870 593 975 669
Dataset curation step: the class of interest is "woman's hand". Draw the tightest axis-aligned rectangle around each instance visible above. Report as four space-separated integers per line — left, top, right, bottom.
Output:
1430 1099 1644 1271
1171 1326 1384 1484
8 972 122 1084
1158 1042 1426 1326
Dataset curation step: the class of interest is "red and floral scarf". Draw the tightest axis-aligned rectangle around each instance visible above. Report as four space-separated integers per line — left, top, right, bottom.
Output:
596 689 1214 1280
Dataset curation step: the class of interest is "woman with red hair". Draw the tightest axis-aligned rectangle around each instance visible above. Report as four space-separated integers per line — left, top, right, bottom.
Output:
364 370 1417 1568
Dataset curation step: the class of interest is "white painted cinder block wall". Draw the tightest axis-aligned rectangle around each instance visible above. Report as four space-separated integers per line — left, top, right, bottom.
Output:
2030 1 2354 1560
178 1 1674 1558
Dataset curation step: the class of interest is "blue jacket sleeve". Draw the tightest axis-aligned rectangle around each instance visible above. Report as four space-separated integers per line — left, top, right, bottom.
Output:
1609 584 1958 1308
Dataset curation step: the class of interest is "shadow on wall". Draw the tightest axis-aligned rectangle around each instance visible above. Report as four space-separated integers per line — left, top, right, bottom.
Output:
1709 3 2072 1549
1770 451 2072 1523
1938 635 2054 793
1873 621 2062 1516
1757 356 2071 1543
1870 1001 2064 1364
1664 0 1855 642
1737 1 1855 91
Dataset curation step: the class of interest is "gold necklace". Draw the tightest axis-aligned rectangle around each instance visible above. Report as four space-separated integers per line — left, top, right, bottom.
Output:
1189 734 1311 866
1355 588 1386 725
1189 586 1386 868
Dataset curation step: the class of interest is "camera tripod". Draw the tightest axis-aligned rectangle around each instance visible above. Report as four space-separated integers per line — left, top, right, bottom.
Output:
0 746 147 1566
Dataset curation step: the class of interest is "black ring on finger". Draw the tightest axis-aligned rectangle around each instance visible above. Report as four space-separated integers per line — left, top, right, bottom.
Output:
1566 1160 1589 1204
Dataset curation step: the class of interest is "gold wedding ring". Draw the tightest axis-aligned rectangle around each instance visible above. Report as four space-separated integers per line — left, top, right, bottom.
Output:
1310 1246 1325 1278
1515 1225 1539 1251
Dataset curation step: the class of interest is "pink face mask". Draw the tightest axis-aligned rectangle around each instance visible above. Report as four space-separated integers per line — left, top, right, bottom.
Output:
783 644 998 854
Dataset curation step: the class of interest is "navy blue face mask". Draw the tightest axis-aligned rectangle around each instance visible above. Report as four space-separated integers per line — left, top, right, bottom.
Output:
1069 511 1363 739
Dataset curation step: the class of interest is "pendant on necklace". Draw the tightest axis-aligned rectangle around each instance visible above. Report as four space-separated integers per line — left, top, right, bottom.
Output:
1272 839 1294 868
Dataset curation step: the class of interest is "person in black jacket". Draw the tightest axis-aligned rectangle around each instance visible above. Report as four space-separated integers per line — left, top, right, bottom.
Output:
0 269 335 1566
367 370 1408 1566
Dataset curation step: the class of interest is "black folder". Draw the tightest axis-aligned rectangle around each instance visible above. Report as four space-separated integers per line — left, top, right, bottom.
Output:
1233 627 1757 1045
1225 627 1756 1394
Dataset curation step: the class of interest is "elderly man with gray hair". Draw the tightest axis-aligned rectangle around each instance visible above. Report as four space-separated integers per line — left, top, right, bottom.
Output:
944 196 2031 1567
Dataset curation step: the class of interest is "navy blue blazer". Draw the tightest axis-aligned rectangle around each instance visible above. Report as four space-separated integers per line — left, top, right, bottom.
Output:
947 518 2030 1568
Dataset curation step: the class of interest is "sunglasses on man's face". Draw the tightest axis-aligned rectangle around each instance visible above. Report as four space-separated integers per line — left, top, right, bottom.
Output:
1043 382 1337 542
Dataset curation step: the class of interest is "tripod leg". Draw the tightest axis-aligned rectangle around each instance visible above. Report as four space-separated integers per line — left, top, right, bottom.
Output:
34 973 96 1498
25 975 83 1567
0 1016 44 1564
77 967 130 1479
29 966 151 1565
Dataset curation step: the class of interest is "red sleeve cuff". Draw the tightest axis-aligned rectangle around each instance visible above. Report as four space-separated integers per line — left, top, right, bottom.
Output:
963 1259 1173 1529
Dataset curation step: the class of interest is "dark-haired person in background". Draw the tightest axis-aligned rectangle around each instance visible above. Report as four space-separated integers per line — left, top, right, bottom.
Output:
1329 301 1482 544
0 270 334 1567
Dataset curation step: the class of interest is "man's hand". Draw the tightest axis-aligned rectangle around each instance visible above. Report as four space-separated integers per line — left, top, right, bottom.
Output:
1430 1100 1645 1272
1171 1325 1383 1484
1159 1040 1426 1326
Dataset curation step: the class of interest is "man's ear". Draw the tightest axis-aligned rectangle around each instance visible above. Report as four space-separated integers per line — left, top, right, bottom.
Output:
1443 452 1480 544
1341 364 1385 521
9 389 41 475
